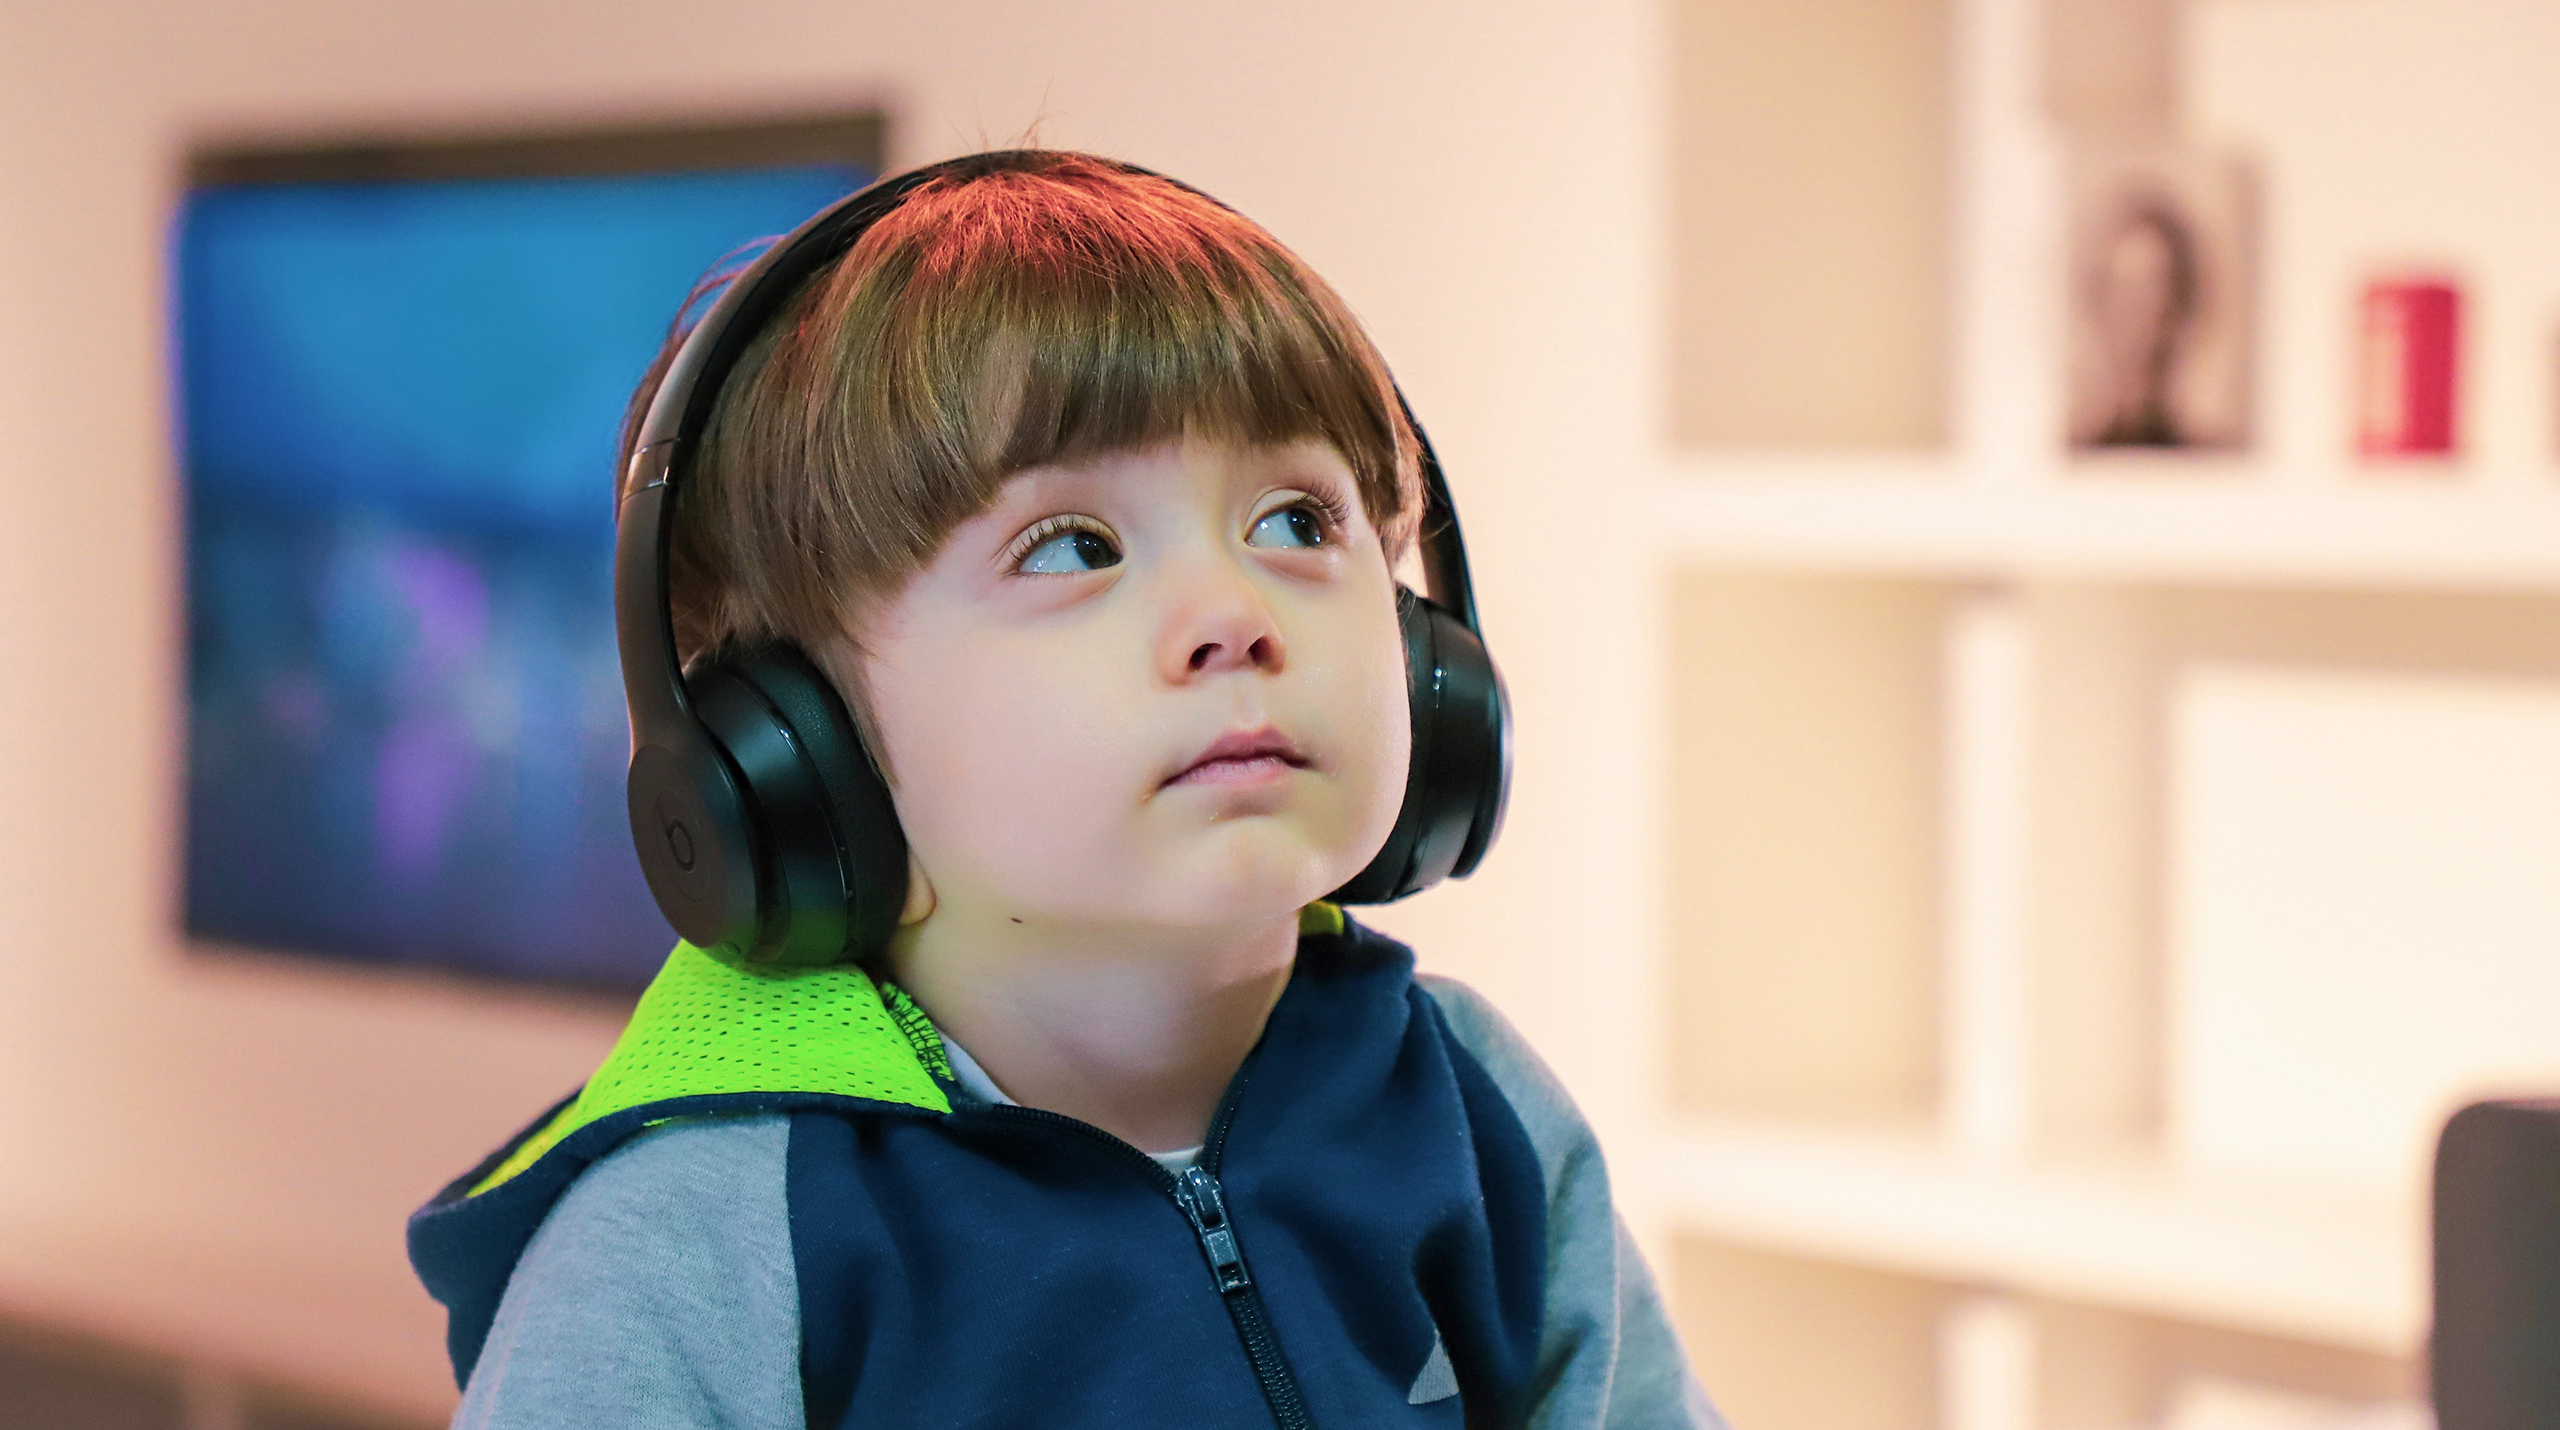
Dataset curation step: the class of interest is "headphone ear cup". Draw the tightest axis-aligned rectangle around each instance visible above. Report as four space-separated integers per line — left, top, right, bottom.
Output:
731 644 909 961
682 642 908 968
1329 586 1511 904
627 736 763 959
1436 603 1511 880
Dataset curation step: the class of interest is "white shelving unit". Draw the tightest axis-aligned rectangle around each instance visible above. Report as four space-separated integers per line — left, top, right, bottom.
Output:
1646 0 2560 1425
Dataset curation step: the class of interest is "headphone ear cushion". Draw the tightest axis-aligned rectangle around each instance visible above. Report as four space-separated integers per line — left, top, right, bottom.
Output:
1328 587 1511 904
685 642 908 967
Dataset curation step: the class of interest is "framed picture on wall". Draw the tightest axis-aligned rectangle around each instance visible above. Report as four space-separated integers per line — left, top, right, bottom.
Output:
177 113 884 988
2064 144 2257 454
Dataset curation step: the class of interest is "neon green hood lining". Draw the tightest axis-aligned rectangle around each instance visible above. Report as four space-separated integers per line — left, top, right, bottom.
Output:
470 942 949 1195
470 902 1346 1196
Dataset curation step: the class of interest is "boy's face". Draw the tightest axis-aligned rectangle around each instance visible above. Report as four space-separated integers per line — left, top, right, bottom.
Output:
857 437 1411 937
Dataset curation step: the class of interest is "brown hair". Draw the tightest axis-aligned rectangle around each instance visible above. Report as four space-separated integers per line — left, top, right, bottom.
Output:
622 148 1423 738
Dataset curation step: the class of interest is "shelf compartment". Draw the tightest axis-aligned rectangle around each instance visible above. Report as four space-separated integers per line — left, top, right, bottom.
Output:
1660 1122 2423 1356
1663 570 1954 1127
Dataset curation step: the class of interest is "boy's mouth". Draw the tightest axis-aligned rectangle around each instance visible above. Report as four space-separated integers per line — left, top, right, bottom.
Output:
1163 725 1311 789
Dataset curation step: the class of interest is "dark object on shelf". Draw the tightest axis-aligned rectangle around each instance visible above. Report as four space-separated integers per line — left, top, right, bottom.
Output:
0 1314 419 1430
0 1327 178 1430
2433 1098 2560 1429
2065 144 2256 453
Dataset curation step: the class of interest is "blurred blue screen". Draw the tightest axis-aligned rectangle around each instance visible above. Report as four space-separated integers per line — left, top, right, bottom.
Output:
179 163 868 987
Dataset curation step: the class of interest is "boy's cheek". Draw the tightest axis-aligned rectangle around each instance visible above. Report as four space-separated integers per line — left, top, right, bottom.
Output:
1337 679 1415 870
883 682 1146 884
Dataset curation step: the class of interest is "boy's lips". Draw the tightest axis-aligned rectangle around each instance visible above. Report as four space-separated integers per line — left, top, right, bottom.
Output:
1162 725 1311 789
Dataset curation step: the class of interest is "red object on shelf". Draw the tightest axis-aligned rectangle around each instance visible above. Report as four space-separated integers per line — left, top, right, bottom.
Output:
2358 279 2461 456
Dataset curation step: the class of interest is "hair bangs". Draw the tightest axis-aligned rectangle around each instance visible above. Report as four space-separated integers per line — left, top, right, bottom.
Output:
655 150 1421 724
968 240 1406 517
873 160 1412 530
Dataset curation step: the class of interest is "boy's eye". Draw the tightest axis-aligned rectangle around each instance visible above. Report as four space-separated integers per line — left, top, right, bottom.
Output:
1015 523 1122 575
1246 502 1330 550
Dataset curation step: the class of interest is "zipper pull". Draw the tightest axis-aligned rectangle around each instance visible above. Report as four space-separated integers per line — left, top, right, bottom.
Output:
1174 1165 1251 1294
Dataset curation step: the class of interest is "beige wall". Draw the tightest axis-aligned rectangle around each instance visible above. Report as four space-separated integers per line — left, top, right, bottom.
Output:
0 0 1673 1414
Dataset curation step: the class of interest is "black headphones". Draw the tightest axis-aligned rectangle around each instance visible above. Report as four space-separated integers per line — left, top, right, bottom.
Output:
615 152 1510 968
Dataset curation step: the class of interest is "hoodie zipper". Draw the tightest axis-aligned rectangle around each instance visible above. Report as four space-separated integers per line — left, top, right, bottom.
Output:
1170 1162 1314 1429
977 1068 1316 1430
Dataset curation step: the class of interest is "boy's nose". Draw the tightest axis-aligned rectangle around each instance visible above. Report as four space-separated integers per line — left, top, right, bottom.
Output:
1158 573 1288 683
1183 630 1283 676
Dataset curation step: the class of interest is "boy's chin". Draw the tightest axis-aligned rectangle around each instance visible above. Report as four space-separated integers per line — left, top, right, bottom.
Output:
1134 827 1372 927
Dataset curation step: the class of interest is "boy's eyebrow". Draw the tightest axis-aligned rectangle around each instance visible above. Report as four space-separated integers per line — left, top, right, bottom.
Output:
986 450 1200 515
982 440 1348 520
975 465 1105 526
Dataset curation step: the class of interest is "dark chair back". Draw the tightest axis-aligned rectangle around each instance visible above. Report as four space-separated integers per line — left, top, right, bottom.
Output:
2435 1099 2560 1429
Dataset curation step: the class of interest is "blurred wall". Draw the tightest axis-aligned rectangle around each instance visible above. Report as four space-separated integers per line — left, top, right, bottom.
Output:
0 1 1669 1415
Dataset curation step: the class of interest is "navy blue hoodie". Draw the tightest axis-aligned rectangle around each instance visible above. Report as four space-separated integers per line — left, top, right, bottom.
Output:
410 910 1720 1429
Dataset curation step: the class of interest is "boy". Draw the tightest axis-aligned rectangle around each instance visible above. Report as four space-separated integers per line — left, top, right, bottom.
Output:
409 149 1719 1430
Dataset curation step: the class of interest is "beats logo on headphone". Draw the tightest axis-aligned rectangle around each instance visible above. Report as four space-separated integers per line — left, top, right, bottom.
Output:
614 153 1509 969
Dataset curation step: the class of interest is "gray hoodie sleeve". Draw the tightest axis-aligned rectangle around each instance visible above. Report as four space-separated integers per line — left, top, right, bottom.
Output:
450 1113 803 1430
1420 975 1728 1430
